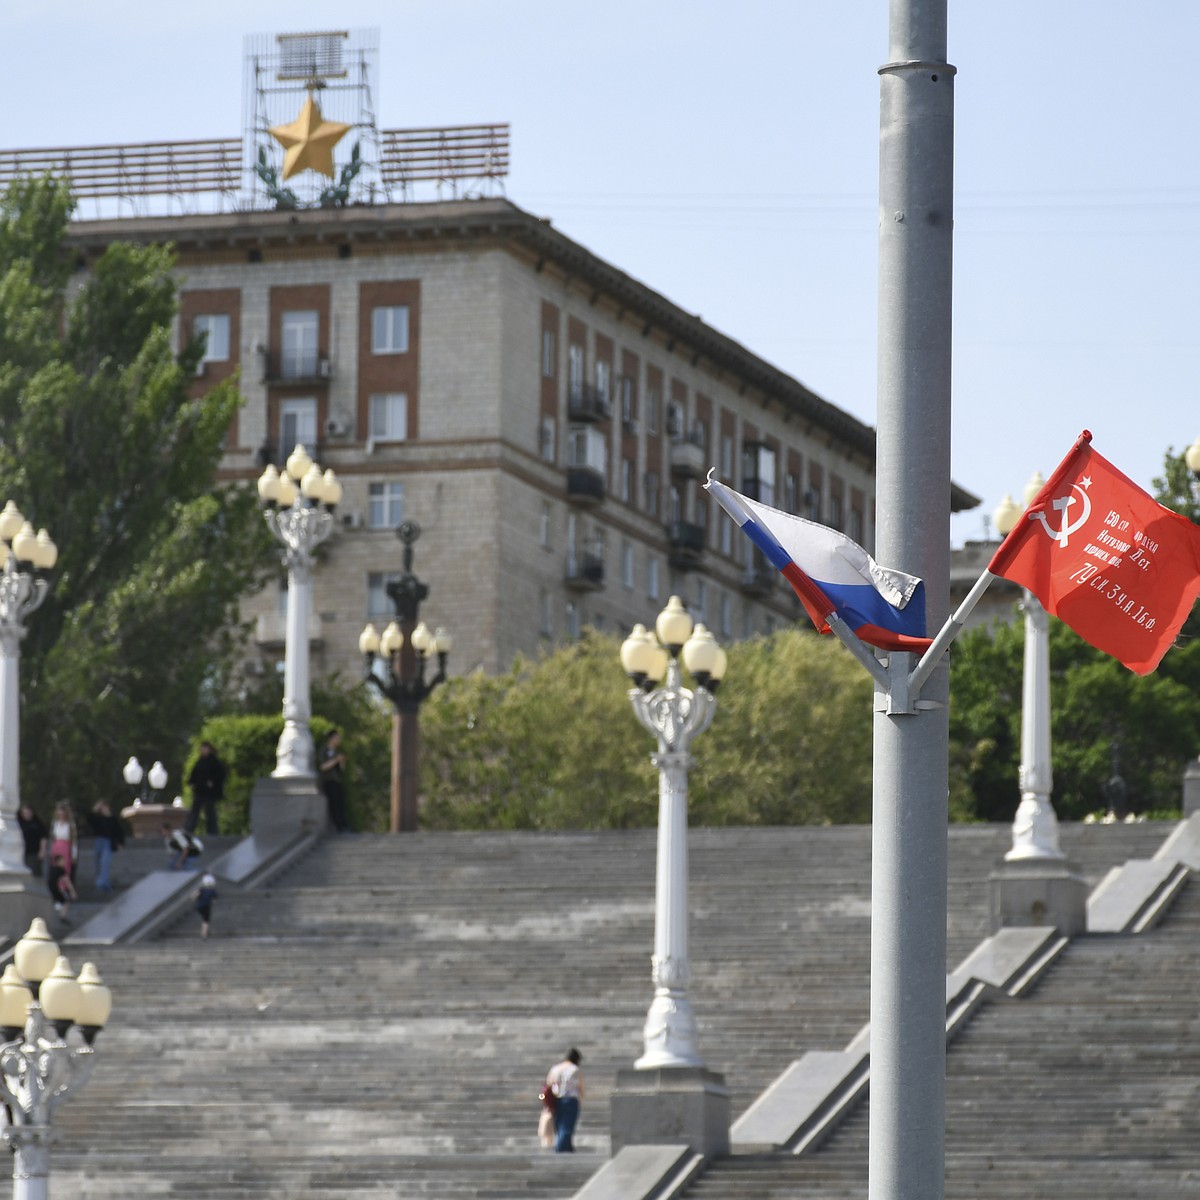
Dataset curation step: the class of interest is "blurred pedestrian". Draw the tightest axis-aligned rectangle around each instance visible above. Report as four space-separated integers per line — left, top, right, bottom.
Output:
192 872 218 938
17 804 46 877
48 802 78 884
544 1048 584 1153
86 801 125 894
186 741 226 836
163 822 202 871
318 729 349 831
47 853 76 924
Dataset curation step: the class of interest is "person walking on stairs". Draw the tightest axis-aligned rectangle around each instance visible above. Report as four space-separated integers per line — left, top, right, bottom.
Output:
192 873 218 938
545 1048 584 1153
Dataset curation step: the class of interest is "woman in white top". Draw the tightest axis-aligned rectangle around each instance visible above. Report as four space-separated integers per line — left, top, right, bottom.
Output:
48 802 77 883
545 1048 584 1153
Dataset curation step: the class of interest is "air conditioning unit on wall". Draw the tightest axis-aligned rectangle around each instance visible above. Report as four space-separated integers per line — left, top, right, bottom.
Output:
341 510 364 529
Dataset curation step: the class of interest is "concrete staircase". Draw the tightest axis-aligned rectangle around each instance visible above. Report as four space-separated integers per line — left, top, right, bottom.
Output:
40 823 1169 1199
683 825 1200 1200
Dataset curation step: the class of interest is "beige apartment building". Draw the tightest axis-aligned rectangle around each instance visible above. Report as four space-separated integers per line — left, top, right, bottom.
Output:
66 196 978 683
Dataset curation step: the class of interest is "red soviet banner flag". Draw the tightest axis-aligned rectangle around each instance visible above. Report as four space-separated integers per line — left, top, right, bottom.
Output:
988 429 1200 675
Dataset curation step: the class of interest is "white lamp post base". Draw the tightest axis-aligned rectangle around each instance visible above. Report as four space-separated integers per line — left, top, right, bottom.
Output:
635 987 704 1070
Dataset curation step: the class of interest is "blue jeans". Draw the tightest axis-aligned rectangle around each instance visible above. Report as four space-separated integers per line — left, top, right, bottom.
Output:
554 1096 580 1152
94 838 113 892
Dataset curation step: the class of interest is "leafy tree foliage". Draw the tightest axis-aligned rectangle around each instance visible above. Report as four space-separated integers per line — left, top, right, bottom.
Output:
415 628 874 830
0 177 274 815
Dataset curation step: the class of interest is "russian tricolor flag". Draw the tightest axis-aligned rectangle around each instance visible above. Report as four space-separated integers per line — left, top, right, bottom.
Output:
705 476 931 653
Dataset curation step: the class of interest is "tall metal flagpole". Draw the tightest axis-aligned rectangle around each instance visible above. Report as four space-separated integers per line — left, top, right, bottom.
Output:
871 1 954 1198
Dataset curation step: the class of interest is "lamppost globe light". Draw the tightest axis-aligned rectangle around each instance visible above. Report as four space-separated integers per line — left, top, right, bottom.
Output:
286 443 313 482
257 464 281 504
1023 470 1046 508
122 757 144 788
359 623 381 656
620 624 657 682
433 627 453 655
656 594 694 652
0 501 24 542
647 642 669 686
147 761 168 792
681 623 720 686
11 522 37 564
33 529 57 571
14 919 60 993
379 621 404 656
410 621 433 655
0 963 31 1035
275 471 298 507
322 469 343 507
1186 437 1200 476
993 494 1021 537
711 645 728 685
39 957 81 1035
75 962 112 1037
300 463 326 503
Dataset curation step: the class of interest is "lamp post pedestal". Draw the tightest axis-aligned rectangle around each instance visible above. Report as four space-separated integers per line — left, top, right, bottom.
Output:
610 1066 731 1158
1182 759 1200 817
249 775 328 841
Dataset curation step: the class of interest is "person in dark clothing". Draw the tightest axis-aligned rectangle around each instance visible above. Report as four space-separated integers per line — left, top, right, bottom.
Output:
318 729 349 832
186 741 226 836
48 853 76 924
17 805 46 877
86 801 125 894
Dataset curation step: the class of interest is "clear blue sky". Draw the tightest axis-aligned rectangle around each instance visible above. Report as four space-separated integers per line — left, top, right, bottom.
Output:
9 2 1199 548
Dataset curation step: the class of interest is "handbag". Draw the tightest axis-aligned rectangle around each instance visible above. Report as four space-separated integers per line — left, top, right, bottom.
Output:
539 1080 557 1112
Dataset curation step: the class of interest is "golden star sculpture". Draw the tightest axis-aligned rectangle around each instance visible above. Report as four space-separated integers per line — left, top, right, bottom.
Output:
269 93 351 180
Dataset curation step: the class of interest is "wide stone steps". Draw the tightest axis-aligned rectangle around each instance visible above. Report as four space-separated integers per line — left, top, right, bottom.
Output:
43 823 1169 1199
686 847 1200 1199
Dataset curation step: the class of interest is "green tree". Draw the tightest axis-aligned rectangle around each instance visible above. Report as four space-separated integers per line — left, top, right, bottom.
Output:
415 627 875 830
0 176 274 814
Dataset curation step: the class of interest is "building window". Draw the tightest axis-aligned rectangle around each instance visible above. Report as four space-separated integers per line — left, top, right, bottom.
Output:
622 540 634 589
719 592 732 637
280 397 318 456
805 487 822 522
540 589 554 637
694 418 709 454
668 484 682 524
829 493 844 531
646 389 660 436
849 508 864 544
540 501 552 549
620 458 633 504
540 416 556 464
666 401 685 439
620 376 635 428
645 470 660 518
720 510 733 556
371 305 409 355
695 580 708 623
369 393 408 442
368 482 404 529
595 360 611 404
541 328 556 378
720 433 735 478
281 310 319 378
785 472 800 514
647 556 660 601
568 344 584 400
742 442 777 506
696 498 708 540
566 601 580 640
367 571 402 617
193 313 230 362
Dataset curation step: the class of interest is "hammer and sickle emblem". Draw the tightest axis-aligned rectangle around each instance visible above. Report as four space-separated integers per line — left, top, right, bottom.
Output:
1028 483 1091 548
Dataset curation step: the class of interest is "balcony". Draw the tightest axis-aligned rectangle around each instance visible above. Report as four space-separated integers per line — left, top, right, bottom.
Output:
567 384 611 423
669 431 707 479
262 350 333 387
667 521 706 571
739 551 776 597
254 611 324 647
566 467 605 506
564 553 605 591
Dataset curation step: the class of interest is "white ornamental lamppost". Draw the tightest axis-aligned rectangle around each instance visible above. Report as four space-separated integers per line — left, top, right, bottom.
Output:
0 919 113 1200
0 504 57 876
994 472 1064 860
620 597 727 1069
257 446 343 778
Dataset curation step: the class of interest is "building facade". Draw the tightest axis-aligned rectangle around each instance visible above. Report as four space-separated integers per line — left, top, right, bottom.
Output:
67 198 978 682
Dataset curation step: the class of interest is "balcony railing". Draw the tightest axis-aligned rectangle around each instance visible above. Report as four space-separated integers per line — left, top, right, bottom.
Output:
262 350 333 386
667 521 706 570
566 466 605 506
669 431 707 479
567 384 611 423
564 553 605 591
